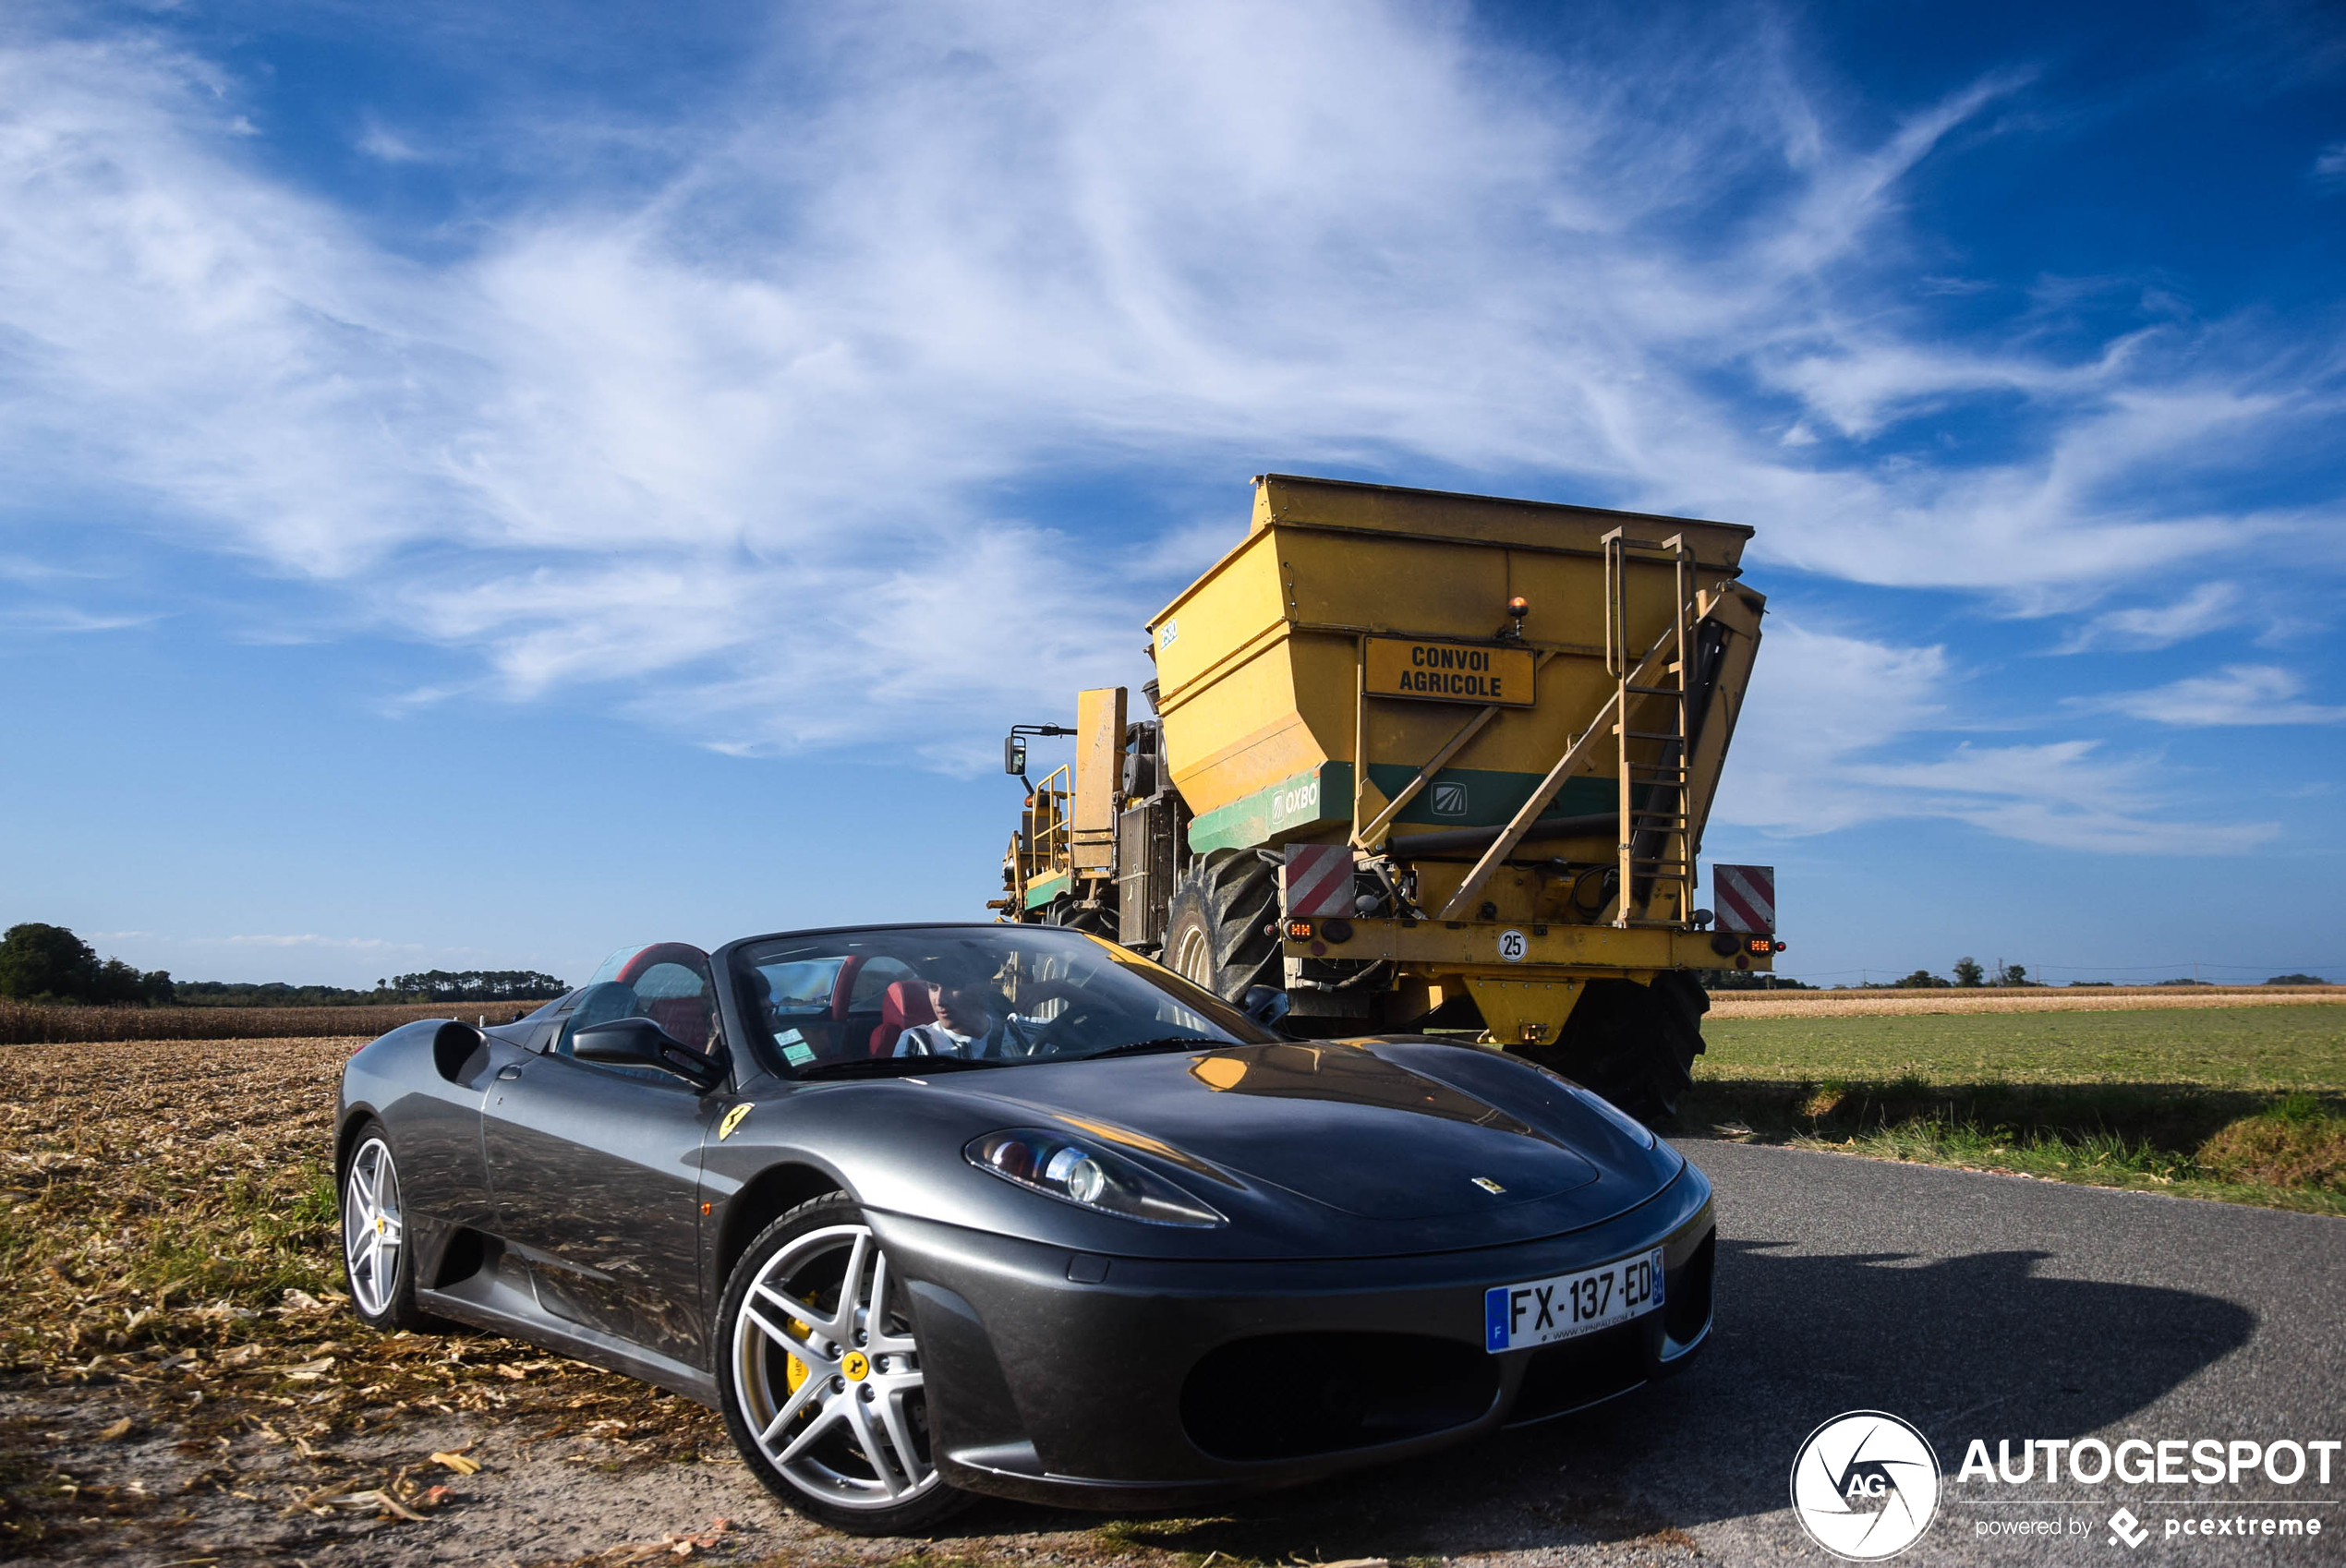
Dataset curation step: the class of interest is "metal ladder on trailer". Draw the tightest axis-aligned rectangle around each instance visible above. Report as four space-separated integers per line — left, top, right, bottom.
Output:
1603 528 1695 929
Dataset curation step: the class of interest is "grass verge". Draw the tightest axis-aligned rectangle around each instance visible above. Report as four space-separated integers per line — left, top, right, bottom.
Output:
1683 1005 2346 1212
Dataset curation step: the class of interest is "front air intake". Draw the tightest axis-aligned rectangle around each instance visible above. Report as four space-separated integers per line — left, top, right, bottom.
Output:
1180 1333 1498 1462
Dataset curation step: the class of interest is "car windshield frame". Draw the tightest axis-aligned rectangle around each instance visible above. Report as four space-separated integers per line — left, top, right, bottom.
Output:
724 923 1281 1080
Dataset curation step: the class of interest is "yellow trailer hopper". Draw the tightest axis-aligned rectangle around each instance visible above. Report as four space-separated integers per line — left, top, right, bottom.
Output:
997 474 1774 1122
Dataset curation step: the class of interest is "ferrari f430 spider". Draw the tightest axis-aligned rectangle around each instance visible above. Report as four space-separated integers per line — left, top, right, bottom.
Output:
337 923 1714 1533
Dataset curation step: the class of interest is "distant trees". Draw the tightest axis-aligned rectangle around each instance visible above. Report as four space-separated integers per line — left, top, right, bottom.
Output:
176 971 571 1006
176 981 389 1007
1952 957 1987 988
388 970 569 1002
0 923 174 1005
1891 969 1952 988
2267 973 2329 985
0 922 567 1007
1697 970 1812 990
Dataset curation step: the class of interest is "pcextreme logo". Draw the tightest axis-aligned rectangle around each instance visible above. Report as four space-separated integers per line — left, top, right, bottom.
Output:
1791 1411 1942 1560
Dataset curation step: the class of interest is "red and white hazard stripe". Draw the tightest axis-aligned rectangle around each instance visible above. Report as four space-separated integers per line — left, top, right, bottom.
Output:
1283 844 1357 918
1712 863 1775 934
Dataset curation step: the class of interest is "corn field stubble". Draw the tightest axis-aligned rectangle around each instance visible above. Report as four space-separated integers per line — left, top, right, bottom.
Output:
0 1000 536 1045
0 1037 730 1562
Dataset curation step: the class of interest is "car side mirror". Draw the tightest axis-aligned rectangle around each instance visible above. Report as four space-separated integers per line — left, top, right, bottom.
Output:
1004 734 1028 777
1240 985 1291 1028
572 1018 725 1090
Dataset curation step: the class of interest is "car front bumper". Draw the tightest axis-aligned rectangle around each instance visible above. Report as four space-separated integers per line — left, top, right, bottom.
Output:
871 1162 1714 1509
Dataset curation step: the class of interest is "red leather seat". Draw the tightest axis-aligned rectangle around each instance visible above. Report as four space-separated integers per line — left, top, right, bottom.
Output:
871 981 936 1056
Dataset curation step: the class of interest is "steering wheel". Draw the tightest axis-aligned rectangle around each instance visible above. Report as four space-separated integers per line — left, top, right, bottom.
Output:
1024 999 1166 1058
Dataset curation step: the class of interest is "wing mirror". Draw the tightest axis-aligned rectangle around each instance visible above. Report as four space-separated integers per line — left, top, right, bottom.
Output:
1240 985 1291 1028
572 1018 726 1090
1004 734 1028 777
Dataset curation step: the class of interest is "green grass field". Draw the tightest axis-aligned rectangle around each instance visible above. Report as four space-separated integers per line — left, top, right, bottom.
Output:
1699 1003 2346 1088
1681 1004 2346 1214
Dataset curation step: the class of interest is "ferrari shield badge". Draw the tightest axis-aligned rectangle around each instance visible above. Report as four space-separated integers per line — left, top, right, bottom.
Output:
719 1103 754 1140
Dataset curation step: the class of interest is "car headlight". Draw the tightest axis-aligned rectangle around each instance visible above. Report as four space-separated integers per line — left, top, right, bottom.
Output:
1563 1083 1657 1149
966 1129 1226 1227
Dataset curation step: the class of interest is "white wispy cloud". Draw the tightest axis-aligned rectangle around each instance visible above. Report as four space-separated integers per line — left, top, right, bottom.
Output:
2055 581 2243 652
2083 664 2346 727
1714 620 2271 852
219 935 424 950
0 605 160 633
0 2 2338 806
2315 140 2346 191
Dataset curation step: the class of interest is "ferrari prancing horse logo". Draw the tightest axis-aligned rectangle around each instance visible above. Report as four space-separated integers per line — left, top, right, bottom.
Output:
719 1103 754 1140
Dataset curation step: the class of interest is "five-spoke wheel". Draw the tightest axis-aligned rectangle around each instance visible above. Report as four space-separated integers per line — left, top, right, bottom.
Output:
719 1194 971 1533
339 1123 434 1331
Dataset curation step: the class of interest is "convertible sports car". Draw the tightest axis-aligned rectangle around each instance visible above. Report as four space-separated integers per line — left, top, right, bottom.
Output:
336 924 1714 1534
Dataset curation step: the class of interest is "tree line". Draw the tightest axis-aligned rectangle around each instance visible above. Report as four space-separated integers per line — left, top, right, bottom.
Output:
0 923 567 1007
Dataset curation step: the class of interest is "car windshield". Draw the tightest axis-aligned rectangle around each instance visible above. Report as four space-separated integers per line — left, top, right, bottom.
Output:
730 925 1278 1076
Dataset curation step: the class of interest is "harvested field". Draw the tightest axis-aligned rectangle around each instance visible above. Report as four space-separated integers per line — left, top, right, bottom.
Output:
1705 984 2340 1019
0 1037 740 1563
0 1001 535 1046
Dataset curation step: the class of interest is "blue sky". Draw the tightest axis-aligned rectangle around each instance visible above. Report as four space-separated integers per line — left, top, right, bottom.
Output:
2 0 2341 989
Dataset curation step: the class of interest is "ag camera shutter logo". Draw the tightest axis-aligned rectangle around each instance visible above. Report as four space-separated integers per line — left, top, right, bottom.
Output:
1790 1411 1941 1560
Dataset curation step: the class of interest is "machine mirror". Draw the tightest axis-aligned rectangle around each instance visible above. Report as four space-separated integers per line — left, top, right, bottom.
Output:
1005 735 1028 777
1240 985 1291 1028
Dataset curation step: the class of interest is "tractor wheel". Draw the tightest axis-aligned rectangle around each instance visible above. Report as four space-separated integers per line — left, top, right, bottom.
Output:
1162 851 1279 1003
1523 972 1707 1128
1041 896 1116 940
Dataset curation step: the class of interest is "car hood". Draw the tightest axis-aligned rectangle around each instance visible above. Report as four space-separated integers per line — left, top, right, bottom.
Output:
936 1038 1672 1253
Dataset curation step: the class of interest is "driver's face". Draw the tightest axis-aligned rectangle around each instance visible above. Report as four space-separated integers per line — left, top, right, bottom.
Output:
928 981 995 1034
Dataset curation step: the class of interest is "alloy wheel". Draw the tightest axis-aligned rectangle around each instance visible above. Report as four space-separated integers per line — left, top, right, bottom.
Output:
732 1224 937 1510
342 1137 405 1318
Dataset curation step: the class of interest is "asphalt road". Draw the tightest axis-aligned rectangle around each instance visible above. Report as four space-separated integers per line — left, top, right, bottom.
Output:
1072 1142 2346 1567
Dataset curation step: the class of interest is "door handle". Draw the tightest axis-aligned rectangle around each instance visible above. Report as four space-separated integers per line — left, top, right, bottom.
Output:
497 1065 524 1080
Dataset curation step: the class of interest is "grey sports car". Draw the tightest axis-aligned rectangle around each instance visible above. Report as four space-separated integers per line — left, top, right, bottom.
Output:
336 923 1714 1534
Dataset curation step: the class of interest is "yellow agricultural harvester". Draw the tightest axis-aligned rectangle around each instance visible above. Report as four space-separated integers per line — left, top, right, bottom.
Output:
994 475 1779 1122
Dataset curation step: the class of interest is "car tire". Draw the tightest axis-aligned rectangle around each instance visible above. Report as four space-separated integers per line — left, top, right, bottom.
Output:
1163 850 1278 1002
717 1194 974 1536
339 1120 441 1333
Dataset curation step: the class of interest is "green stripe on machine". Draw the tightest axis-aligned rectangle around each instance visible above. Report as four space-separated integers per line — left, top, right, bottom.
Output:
1022 871 1071 911
1187 762 1639 855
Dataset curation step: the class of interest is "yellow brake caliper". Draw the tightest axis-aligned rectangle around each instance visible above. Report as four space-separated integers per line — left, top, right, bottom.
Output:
785 1318 812 1393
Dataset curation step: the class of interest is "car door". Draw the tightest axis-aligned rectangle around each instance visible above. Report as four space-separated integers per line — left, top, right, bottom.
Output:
481 951 725 1363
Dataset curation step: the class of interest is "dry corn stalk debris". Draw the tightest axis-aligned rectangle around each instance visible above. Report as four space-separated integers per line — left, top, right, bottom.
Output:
0 1036 723 1558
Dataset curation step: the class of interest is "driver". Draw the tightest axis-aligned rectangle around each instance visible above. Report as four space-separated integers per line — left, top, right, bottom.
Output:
893 957 1048 1060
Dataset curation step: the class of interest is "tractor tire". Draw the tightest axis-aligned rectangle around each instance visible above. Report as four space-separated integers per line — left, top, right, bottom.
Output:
1523 973 1707 1128
1162 850 1279 1003
1040 896 1116 940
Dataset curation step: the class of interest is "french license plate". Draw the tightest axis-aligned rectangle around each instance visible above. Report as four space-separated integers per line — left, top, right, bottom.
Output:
1483 1248 1664 1353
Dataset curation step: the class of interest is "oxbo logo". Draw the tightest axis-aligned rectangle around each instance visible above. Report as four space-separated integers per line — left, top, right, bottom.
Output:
1791 1411 1941 1560
1269 779 1319 825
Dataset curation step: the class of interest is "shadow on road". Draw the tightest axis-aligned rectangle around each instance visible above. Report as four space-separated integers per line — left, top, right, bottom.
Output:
946 1239 2255 1560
